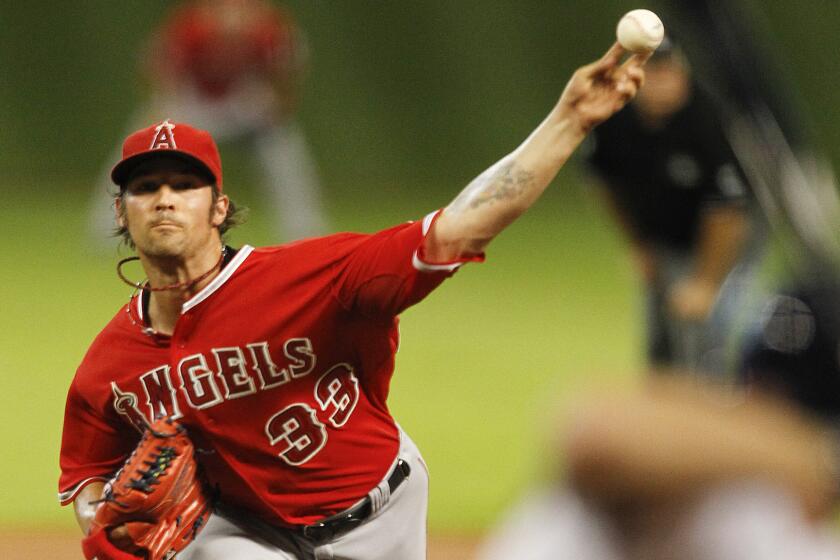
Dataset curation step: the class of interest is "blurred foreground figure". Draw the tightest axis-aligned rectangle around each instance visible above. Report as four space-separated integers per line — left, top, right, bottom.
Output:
478 375 840 560
87 0 327 248
584 39 758 374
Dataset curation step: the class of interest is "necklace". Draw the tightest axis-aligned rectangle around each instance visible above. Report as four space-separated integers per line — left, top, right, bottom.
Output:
117 247 227 292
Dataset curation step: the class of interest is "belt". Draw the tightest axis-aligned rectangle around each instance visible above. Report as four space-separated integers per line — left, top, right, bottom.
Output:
301 459 411 543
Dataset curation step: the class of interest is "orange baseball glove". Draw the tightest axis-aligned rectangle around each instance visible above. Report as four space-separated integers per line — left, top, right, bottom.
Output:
81 417 214 560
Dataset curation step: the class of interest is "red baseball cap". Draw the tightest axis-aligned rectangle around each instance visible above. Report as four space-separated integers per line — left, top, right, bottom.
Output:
111 119 223 191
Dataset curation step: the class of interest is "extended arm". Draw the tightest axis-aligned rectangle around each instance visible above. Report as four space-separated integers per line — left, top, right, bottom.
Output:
668 204 750 320
425 43 647 262
692 205 749 287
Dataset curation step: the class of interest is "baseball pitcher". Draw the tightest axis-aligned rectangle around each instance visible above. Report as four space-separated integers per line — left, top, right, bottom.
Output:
59 42 647 559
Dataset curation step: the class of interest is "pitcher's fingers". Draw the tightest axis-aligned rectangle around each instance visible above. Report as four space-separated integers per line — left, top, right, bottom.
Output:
586 41 626 75
623 49 654 69
616 75 640 100
623 65 646 89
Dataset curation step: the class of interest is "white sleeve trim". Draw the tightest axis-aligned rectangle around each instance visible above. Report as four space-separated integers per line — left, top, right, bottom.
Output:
412 251 464 272
58 476 110 504
413 210 465 272
421 210 438 235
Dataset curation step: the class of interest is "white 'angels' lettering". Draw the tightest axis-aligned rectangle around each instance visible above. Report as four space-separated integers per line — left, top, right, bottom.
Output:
140 366 182 419
112 337 317 423
213 346 257 399
286 338 316 378
178 353 224 409
248 341 290 389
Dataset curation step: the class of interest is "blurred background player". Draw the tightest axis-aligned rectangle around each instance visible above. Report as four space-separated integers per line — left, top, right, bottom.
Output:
87 0 328 248
583 37 760 375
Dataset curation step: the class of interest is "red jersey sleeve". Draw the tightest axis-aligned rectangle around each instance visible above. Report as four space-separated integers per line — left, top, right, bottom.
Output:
58 380 137 505
329 211 484 317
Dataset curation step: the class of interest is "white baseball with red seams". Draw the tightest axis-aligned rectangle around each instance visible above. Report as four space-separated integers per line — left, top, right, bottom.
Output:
616 9 664 53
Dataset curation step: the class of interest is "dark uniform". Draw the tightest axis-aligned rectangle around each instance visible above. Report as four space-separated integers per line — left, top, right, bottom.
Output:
587 84 748 252
585 83 752 369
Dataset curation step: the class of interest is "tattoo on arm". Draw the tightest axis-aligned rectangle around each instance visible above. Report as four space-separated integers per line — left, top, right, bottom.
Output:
451 162 536 213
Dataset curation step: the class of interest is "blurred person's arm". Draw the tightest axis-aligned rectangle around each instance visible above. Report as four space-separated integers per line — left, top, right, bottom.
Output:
426 44 647 262
564 376 839 520
668 204 750 321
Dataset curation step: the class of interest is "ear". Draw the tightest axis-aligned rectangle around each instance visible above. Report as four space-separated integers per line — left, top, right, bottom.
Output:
114 196 125 227
212 193 229 227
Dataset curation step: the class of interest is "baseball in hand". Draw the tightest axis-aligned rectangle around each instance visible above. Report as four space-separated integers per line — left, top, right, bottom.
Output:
616 9 664 53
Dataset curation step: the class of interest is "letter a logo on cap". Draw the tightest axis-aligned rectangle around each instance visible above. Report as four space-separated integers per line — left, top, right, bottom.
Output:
150 119 177 150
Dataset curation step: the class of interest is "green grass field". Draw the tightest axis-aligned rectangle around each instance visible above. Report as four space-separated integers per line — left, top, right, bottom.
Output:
0 171 641 534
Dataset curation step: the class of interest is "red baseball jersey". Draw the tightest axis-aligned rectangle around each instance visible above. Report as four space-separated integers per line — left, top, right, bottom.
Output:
59 213 481 526
153 0 299 98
